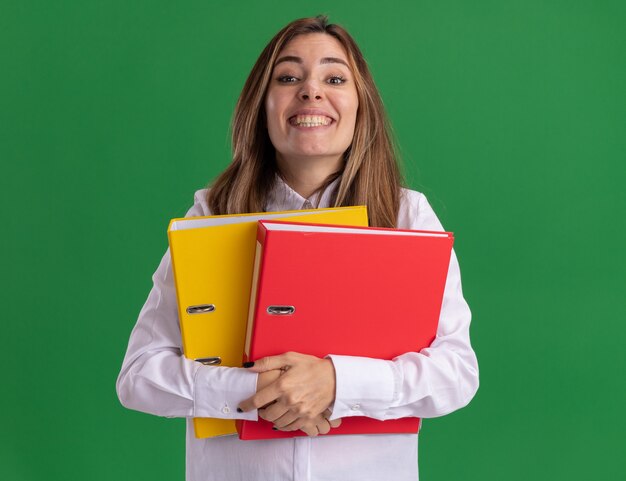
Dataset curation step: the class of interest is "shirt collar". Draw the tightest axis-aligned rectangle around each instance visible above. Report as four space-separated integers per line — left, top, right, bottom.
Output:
265 174 340 212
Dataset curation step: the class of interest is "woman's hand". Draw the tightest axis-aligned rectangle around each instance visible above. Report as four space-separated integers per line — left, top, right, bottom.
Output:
238 352 336 430
262 408 342 437
256 369 282 394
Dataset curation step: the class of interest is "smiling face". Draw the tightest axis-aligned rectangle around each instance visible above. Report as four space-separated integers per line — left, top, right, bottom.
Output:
265 33 359 173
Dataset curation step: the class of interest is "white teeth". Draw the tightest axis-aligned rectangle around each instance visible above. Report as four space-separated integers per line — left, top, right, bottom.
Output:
291 115 332 127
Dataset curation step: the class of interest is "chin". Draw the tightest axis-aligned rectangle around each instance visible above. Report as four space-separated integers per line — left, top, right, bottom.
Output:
296 150 336 160
293 143 340 157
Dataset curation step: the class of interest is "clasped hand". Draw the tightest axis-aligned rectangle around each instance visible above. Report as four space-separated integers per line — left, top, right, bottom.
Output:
238 352 341 436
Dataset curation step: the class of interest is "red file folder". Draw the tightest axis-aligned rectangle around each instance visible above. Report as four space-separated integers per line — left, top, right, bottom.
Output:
238 220 454 440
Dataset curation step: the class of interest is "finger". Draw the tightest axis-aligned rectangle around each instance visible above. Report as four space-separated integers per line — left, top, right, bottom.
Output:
238 383 282 413
299 422 319 437
259 399 277 410
272 410 300 429
258 401 290 423
280 417 307 432
316 419 331 435
329 418 342 428
322 409 341 428
321 409 342 428
245 354 292 373
256 370 282 391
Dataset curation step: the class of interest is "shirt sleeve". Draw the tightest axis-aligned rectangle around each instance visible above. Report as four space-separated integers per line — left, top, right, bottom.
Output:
115 194 258 421
327 192 479 421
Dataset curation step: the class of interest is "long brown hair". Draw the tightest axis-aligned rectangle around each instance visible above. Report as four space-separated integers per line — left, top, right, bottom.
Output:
207 16 404 228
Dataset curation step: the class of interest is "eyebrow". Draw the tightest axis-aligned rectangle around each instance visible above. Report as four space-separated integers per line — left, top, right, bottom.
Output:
274 55 350 68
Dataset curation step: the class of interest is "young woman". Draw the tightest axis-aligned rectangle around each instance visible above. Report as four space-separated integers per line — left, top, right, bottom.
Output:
117 16 479 481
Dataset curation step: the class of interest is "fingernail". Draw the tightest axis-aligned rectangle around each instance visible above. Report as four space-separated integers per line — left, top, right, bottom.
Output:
243 362 255 368
237 408 243 413
272 426 277 431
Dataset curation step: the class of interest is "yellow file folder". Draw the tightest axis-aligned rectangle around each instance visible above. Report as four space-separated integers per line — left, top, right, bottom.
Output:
167 206 368 438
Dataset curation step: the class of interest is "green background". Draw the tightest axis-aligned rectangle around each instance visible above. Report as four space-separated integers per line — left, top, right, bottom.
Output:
2 0 625 479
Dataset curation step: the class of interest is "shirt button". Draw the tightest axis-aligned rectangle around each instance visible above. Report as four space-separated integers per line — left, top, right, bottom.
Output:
351 404 361 411
303 200 313 209
222 406 231 414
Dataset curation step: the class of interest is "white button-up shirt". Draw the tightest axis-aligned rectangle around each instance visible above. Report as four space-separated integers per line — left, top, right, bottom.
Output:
116 177 479 481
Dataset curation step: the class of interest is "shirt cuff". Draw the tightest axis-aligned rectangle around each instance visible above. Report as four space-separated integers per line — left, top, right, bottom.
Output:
327 355 396 420
193 365 258 420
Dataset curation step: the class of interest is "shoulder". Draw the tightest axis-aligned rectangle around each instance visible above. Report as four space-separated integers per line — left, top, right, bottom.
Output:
398 188 445 232
183 188 212 218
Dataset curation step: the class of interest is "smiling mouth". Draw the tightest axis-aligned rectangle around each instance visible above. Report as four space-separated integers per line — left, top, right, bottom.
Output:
289 115 333 127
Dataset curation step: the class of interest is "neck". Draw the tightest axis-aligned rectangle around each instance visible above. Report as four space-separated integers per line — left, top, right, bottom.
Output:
276 154 343 199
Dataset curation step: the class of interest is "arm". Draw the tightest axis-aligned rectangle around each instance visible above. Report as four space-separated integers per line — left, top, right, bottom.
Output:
328 192 479 420
115 198 258 421
329 250 478 420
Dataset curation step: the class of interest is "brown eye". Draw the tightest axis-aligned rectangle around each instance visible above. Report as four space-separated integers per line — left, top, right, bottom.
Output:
277 75 298 83
328 76 347 85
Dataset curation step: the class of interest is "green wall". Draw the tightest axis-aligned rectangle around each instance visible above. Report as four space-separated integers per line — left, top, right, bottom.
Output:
2 1 624 479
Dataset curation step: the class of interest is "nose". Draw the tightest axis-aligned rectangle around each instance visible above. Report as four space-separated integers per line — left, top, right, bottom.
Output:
300 80 322 101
